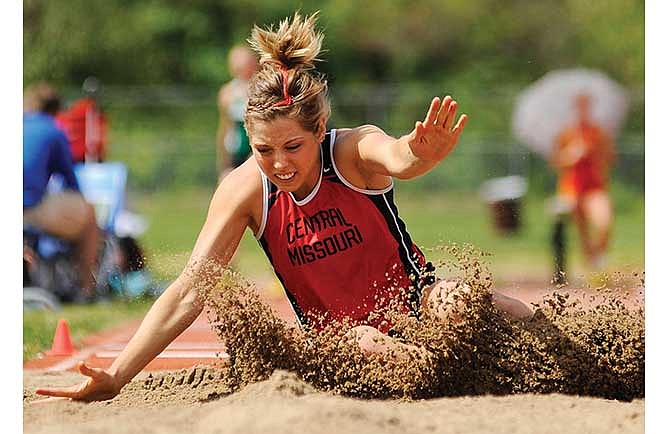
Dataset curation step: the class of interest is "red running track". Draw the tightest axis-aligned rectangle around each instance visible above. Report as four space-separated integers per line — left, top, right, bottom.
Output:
24 289 298 372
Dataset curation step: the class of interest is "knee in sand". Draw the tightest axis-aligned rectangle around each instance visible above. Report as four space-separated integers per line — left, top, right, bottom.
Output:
421 279 471 322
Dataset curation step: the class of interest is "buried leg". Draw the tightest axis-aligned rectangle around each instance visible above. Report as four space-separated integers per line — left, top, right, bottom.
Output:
347 325 428 360
421 279 533 322
491 291 534 319
346 281 533 359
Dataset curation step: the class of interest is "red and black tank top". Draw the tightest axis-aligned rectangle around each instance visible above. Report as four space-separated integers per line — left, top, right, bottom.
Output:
255 130 433 331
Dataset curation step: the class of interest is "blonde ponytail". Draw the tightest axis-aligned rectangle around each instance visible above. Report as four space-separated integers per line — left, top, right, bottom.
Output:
245 12 331 134
249 12 323 71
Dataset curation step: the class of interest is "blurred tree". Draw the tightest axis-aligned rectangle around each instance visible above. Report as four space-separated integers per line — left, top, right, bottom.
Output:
24 0 643 90
23 0 643 191
23 0 643 148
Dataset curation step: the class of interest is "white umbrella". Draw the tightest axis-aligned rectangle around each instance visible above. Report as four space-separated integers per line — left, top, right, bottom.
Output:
512 68 629 159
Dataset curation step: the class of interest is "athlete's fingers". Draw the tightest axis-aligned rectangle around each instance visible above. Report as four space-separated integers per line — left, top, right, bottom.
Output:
414 121 425 138
35 385 82 398
436 96 453 127
423 97 441 127
444 100 458 130
77 361 106 381
412 121 421 139
452 114 468 138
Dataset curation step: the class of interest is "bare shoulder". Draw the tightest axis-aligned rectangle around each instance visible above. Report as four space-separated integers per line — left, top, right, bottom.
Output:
333 126 393 190
209 158 264 232
333 125 387 159
334 125 385 147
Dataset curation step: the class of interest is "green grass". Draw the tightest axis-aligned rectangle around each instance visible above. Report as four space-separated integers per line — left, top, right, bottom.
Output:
130 185 273 281
23 298 154 362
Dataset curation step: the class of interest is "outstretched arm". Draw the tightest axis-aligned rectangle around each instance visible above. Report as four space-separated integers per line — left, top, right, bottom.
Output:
36 163 261 402
354 96 467 180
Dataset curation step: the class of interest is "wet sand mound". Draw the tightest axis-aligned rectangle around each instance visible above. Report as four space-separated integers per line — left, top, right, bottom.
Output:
116 365 233 406
24 369 645 434
226 369 317 401
110 367 317 407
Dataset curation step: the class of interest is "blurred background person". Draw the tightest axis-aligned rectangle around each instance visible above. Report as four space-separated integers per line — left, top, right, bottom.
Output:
550 93 616 270
23 82 101 300
216 44 259 181
56 76 108 163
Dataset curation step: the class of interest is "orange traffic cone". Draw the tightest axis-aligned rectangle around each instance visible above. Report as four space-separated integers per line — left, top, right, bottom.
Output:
46 319 76 356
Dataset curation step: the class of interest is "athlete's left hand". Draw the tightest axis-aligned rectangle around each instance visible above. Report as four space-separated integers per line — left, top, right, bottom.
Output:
407 96 467 162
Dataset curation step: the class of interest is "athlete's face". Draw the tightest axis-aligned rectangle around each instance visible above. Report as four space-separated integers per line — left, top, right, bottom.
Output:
249 116 326 200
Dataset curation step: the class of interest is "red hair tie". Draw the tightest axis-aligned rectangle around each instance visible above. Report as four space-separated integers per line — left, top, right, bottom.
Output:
271 65 292 108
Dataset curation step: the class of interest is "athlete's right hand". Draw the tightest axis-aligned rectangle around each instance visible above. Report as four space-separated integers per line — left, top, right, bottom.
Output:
35 361 122 402
410 96 467 158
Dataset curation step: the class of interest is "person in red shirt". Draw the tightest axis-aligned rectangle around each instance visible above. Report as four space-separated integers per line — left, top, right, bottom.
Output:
37 13 532 402
56 77 108 163
551 94 616 269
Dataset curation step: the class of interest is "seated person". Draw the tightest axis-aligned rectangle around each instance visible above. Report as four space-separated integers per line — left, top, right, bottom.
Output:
23 82 101 300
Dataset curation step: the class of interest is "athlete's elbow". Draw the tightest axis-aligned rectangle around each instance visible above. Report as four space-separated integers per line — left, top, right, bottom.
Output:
180 285 204 315
392 161 432 180
168 275 205 318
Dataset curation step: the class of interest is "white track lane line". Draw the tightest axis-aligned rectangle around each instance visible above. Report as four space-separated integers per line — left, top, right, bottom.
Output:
99 342 227 351
94 350 230 359
47 345 109 372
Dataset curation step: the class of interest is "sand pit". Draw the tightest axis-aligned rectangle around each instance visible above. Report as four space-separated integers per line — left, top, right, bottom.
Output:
24 369 643 434
24 247 644 433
